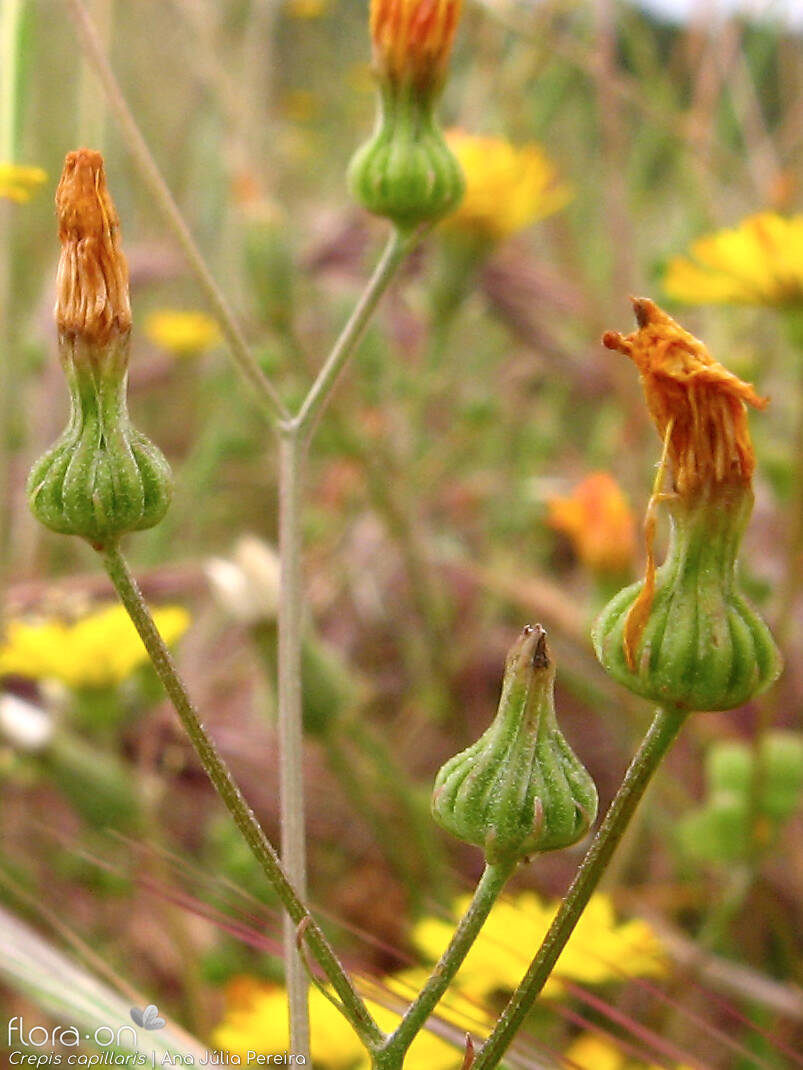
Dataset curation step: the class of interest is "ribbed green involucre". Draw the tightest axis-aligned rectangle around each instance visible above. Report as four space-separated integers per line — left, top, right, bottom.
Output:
27 333 172 548
593 487 781 712
432 626 597 866
349 86 464 230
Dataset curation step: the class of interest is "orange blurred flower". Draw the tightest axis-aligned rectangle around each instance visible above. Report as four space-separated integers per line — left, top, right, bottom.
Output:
547 472 636 575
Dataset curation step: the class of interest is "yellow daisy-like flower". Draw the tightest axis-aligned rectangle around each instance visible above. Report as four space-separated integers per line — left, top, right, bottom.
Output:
0 163 47 204
412 891 666 1001
144 309 221 356
564 1033 694 1070
213 979 463 1070
664 212 803 306
444 130 571 241
0 603 190 690
285 0 330 16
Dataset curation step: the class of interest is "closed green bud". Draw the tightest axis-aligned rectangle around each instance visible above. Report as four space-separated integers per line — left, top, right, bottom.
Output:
432 625 597 866
349 87 464 230
27 149 171 549
593 490 781 712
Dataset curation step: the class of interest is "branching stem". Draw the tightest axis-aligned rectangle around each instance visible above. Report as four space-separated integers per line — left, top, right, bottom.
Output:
472 704 687 1070
100 542 385 1053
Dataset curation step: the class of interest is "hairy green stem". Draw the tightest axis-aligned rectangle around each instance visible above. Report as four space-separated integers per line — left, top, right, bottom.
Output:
377 862 514 1068
100 542 385 1052
64 0 288 424
277 428 310 1058
292 228 410 443
274 225 412 1050
472 704 687 1070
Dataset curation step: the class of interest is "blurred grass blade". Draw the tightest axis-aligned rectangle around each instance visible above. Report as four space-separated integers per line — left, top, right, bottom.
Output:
0 904 206 1061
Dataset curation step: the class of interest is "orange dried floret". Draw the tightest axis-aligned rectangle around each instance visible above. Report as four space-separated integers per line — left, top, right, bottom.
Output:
55 148 131 345
602 298 767 499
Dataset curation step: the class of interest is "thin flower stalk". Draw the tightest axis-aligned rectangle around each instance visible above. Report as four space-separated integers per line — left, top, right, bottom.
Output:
101 541 386 1054
471 704 687 1070
375 862 515 1069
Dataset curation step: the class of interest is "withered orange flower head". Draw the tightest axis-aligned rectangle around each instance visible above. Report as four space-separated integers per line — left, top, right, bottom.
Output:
603 298 767 499
370 0 463 94
55 148 131 346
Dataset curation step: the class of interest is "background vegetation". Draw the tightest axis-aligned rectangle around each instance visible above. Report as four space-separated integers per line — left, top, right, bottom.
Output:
0 1 800 1067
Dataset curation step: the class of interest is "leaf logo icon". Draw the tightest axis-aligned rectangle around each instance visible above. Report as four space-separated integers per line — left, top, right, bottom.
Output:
130 1004 166 1030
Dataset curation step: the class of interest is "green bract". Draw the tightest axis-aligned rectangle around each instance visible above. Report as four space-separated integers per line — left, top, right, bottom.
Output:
593 489 781 712
349 87 464 230
27 333 172 548
432 626 597 866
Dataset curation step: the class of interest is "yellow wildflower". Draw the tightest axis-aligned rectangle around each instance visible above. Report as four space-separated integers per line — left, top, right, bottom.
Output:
0 603 190 690
285 0 329 16
280 89 322 123
564 1033 696 1070
444 130 571 241
213 979 463 1070
412 891 666 1001
379 967 492 1034
0 163 47 204
664 212 803 306
565 1034 657 1070
144 309 221 356
547 472 636 575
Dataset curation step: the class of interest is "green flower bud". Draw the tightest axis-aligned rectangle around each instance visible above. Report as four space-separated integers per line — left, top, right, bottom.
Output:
593 489 781 712
349 87 465 230
27 149 172 549
432 626 597 866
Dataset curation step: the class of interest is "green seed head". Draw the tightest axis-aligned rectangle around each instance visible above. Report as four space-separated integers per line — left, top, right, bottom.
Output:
27 149 172 549
432 626 597 866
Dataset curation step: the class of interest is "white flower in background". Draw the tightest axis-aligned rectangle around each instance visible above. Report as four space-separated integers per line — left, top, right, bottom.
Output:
0 694 53 752
205 536 281 625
